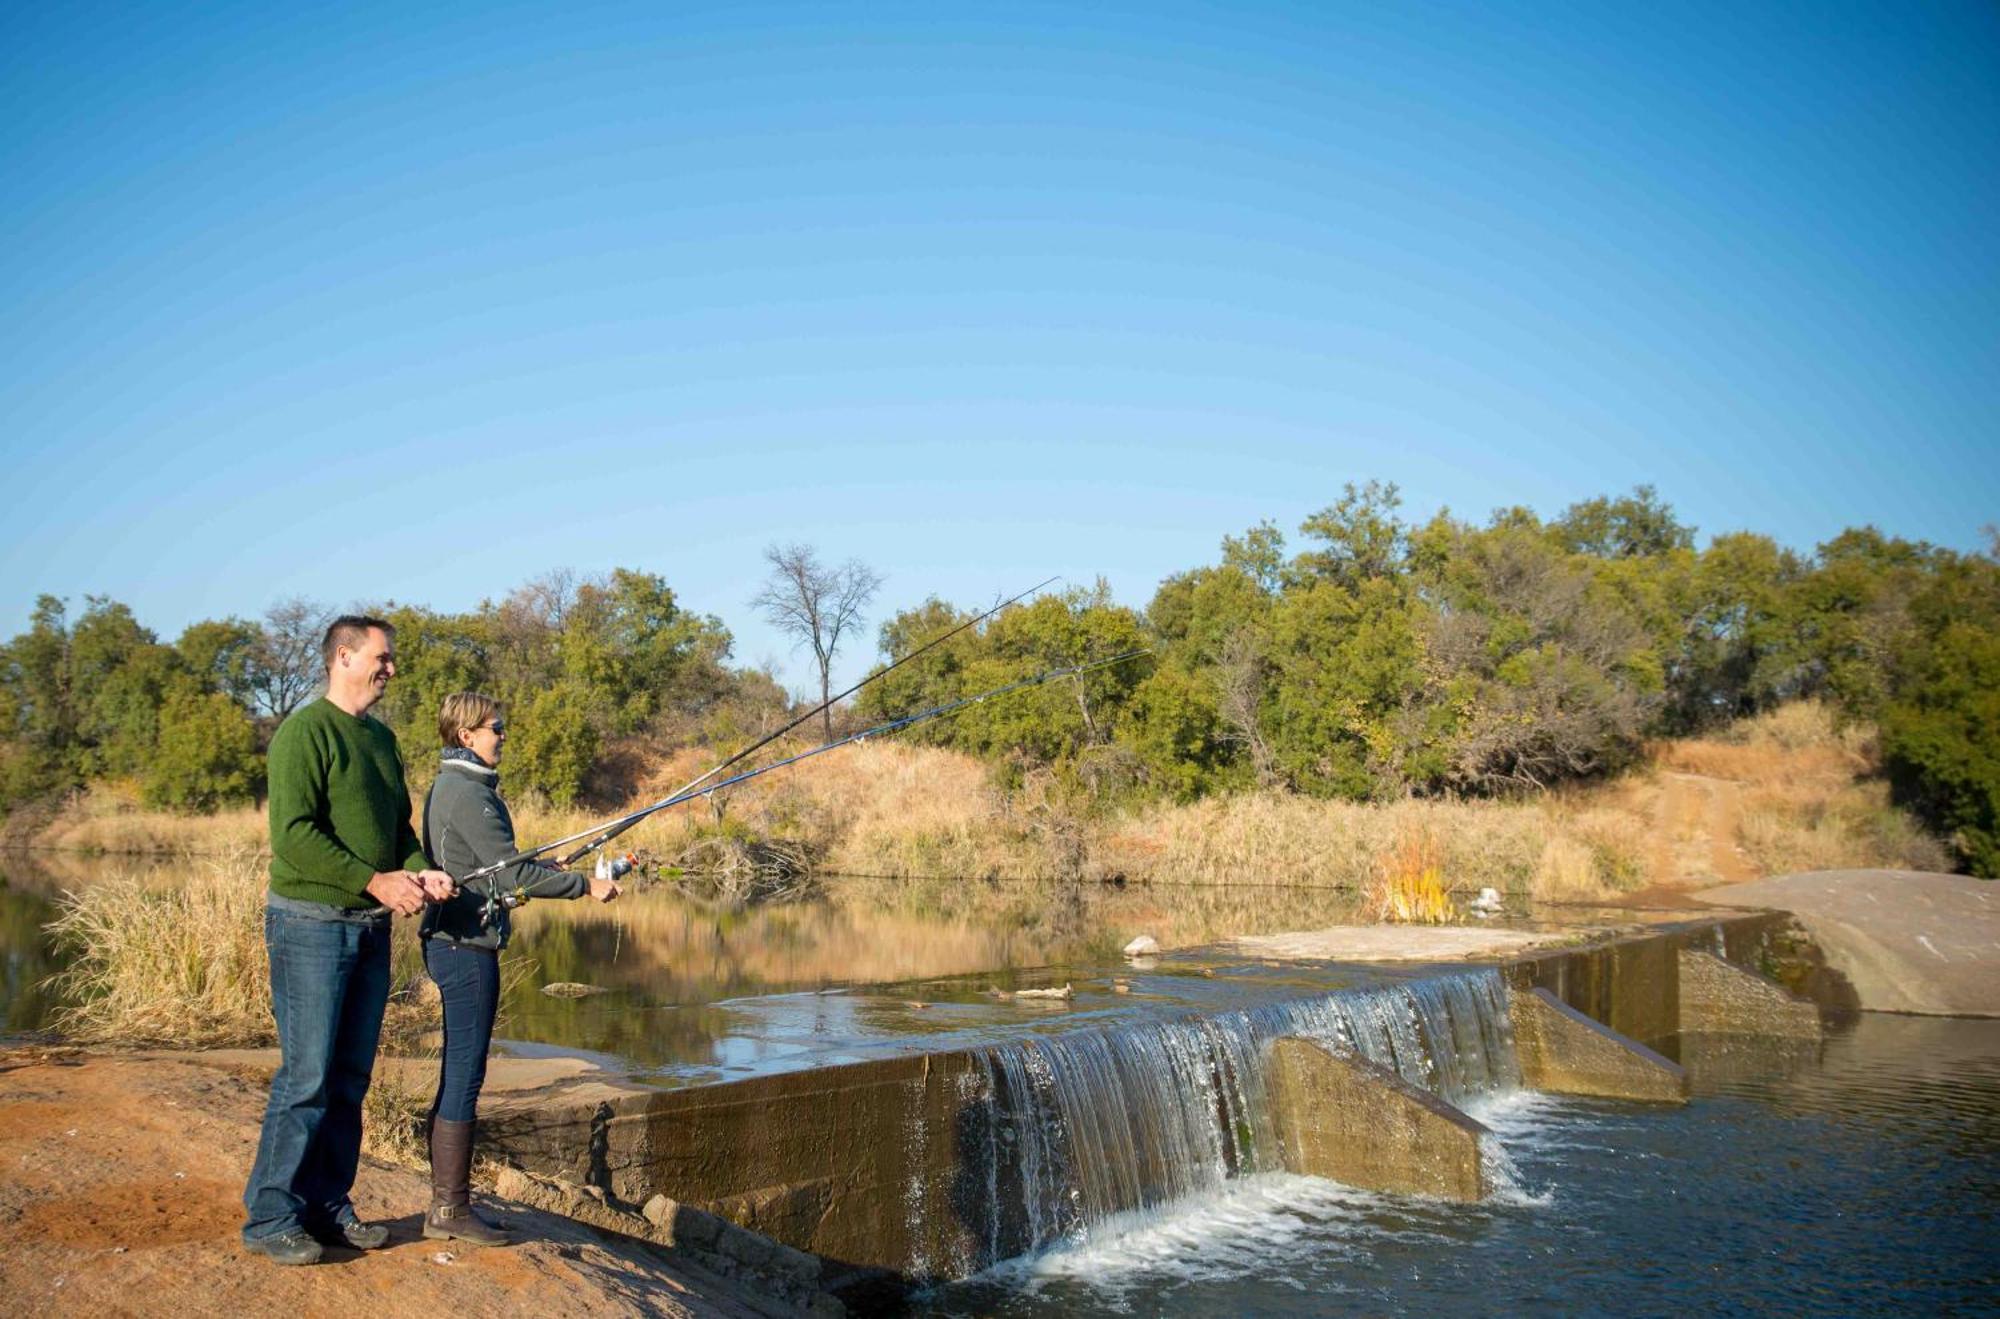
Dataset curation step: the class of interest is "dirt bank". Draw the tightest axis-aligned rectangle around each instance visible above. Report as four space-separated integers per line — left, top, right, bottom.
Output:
0 1049 803 1318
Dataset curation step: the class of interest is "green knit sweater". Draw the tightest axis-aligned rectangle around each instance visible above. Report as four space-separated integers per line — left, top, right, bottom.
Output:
267 697 429 909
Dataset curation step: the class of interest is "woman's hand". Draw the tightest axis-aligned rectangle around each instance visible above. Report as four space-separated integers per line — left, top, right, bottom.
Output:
588 877 622 903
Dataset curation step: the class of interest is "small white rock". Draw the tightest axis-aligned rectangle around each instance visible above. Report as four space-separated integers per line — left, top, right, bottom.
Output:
432 1250 456 1265
1123 935 1160 958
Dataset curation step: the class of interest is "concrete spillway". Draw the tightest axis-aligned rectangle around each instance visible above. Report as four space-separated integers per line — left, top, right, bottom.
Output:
482 911 1819 1291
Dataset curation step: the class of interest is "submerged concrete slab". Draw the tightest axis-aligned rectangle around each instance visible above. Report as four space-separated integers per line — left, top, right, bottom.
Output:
1697 871 1999 1017
1510 987 1689 1103
1266 1037 1491 1202
1677 949 1821 1039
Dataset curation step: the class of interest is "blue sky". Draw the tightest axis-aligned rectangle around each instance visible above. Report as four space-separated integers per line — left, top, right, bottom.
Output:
4 1 1995 693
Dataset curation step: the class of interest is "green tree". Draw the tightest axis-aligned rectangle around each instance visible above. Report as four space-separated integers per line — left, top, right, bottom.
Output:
939 586 1151 767
1291 481 1406 590
859 598 975 734
508 682 601 806
1413 521 1658 791
143 688 263 812
1266 575 1422 799
83 644 187 779
1551 484 1695 559
1122 659 1235 801
177 617 264 708
1878 548 2000 875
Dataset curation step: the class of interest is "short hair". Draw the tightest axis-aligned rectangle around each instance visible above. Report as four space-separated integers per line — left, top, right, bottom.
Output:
439 691 502 750
321 615 394 670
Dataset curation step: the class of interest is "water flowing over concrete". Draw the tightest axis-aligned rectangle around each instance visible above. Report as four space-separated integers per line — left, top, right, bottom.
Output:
962 972 1520 1271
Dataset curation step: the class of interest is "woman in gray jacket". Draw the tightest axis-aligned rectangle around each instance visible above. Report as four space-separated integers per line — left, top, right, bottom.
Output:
420 691 620 1246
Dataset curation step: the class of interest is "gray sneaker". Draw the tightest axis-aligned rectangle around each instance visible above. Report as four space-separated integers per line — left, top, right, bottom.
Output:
245 1228 324 1266
319 1217 390 1251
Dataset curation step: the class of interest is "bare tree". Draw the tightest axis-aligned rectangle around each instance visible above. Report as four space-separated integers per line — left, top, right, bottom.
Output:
1215 627 1279 788
251 597 331 719
751 543 884 740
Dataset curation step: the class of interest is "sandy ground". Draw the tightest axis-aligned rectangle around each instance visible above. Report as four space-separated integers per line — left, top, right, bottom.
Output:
0 1049 794 1319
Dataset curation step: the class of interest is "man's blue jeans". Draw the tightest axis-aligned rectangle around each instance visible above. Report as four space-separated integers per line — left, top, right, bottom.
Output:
241 905 391 1242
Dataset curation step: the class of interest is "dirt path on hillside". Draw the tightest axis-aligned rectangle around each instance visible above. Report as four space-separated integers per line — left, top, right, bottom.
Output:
1649 773 1757 891
0 1050 788 1318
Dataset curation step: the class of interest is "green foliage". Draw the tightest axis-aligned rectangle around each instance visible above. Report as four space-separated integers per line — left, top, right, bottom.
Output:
1412 521 1658 790
507 682 601 807
176 618 263 707
1266 576 1420 799
1878 549 2000 876
144 688 263 812
1552 484 1695 559
1292 480 1406 590
1122 660 1236 802
861 584 1151 770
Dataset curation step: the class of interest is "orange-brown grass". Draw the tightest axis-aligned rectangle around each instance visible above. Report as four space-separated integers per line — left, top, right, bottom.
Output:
1363 827 1457 923
1657 701 1949 877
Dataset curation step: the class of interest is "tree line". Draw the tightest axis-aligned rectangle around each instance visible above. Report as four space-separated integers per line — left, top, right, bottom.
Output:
858 484 1997 877
2 485 1994 875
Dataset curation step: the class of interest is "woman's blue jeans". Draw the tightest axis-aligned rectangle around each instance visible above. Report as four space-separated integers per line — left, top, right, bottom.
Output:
423 940 499 1123
241 906 390 1242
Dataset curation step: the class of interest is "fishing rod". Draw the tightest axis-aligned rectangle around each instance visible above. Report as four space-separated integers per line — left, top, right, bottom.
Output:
453 576 1058 886
456 648 1150 897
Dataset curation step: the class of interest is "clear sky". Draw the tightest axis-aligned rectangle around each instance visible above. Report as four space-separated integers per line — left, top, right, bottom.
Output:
4 1 1995 694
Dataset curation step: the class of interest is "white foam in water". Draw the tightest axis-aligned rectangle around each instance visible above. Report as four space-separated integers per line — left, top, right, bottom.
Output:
971 1173 1398 1303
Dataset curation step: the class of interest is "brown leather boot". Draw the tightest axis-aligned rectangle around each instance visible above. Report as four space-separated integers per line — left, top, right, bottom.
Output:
425 1117 510 1247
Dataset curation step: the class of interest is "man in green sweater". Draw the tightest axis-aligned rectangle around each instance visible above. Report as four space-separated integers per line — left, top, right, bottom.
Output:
241 615 456 1266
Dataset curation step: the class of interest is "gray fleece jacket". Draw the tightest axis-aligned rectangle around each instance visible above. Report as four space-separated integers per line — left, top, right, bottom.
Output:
420 756 587 949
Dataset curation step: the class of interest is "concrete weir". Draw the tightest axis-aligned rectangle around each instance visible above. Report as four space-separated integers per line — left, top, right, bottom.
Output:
1510 986 1689 1103
1266 1036 1492 1201
482 911 1821 1285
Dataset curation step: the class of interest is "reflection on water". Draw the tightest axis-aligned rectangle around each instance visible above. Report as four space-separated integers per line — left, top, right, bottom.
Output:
1 855 1392 1050
0 875 67 1036
495 874 1389 1079
917 1014 2000 1317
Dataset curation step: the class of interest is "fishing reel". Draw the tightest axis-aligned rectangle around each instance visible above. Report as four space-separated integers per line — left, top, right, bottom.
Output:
595 851 637 883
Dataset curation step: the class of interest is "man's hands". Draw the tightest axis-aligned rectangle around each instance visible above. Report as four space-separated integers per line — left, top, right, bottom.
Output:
365 868 458 916
365 870 428 917
587 877 622 903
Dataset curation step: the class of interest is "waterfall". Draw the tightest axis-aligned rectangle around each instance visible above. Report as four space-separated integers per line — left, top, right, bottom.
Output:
955 969 1521 1271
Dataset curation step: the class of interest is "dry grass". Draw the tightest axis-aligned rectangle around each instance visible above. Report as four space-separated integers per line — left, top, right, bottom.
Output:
46 850 274 1046
35 783 267 856
1660 701 1951 877
44 850 443 1050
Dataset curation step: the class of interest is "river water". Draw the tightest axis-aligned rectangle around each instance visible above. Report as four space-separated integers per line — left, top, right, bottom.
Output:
913 1012 2000 1317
